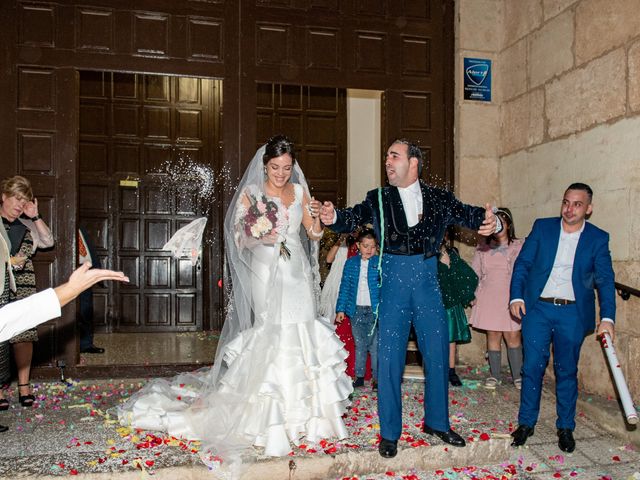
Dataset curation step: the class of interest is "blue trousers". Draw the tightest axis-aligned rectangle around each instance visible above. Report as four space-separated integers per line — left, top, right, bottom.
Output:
378 254 449 440
352 305 378 379
519 301 585 430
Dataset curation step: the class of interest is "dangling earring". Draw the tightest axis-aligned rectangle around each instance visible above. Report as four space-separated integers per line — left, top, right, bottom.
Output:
263 167 267 178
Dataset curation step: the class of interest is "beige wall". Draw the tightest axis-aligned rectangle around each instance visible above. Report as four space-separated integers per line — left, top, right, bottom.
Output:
347 90 382 205
456 0 640 403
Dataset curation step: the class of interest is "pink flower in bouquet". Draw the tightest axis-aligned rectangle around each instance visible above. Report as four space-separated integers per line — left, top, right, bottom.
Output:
240 192 291 259
241 193 279 240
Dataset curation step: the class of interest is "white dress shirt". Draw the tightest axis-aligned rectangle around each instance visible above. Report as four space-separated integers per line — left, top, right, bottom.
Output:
540 222 585 300
0 288 61 342
397 180 423 227
355 258 372 306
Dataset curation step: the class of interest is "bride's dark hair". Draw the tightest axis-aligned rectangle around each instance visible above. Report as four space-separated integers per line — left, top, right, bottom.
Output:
263 135 297 164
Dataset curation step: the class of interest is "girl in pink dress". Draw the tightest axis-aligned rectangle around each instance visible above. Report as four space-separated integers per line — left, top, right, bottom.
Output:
470 208 524 389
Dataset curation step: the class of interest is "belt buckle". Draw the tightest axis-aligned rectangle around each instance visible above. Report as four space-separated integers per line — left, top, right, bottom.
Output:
553 298 563 306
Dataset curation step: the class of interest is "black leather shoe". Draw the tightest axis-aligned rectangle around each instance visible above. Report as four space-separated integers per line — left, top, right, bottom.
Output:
557 428 575 453
378 438 398 458
510 424 535 447
80 346 105 354
423 424 466 447
0 425 8 433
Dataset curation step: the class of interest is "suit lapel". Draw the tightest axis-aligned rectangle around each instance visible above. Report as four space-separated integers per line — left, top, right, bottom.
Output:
388 187 409 231
418 180 427 221
572 222 591 282
544 219 562 273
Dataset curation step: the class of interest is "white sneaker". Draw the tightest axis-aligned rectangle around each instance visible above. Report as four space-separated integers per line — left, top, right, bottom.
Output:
484 376 499 389
514 378 522 390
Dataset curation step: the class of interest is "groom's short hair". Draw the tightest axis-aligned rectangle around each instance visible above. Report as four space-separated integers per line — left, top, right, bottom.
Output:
392 138 423 175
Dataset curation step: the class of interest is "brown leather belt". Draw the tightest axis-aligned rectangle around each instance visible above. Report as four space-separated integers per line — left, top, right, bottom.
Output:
539 297 575 305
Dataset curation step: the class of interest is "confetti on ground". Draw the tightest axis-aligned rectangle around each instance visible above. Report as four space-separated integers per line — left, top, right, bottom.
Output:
0 368 637 478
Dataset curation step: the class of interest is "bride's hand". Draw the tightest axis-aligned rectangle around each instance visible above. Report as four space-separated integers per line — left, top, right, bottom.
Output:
261 232 281 244
308 198 321 219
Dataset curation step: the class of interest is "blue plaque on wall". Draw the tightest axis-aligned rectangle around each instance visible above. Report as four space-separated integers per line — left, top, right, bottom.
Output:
464 58 492 102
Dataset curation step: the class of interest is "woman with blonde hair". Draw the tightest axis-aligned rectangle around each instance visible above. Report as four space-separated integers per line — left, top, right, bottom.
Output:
1 175 54 407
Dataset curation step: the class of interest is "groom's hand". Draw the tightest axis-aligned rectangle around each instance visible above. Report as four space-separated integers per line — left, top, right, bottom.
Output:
477 203 497 237
320 201 336 225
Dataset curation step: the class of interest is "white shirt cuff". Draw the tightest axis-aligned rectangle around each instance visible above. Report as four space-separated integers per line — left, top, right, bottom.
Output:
601 318 614 324
509 298 524 305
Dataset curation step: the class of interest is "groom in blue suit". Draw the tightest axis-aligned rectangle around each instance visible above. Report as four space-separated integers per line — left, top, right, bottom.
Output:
509 183 616 453
319 139 499 458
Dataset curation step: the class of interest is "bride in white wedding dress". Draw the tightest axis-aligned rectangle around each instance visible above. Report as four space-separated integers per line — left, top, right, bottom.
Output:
117 135 352 475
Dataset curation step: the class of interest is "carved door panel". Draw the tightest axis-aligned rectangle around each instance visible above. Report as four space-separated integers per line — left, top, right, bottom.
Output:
256 83 347 206
79 71 221 333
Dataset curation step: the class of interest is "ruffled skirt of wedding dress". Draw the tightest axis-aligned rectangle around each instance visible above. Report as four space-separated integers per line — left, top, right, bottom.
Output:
117 314 352 464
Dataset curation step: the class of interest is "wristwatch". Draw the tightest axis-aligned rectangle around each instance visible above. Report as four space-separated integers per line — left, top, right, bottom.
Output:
30 215 40 221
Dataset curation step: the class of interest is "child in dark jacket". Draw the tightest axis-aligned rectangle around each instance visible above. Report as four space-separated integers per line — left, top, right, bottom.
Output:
335 229 380 389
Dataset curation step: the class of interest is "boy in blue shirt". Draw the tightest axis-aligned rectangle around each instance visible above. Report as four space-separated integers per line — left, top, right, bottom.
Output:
335 229 380 388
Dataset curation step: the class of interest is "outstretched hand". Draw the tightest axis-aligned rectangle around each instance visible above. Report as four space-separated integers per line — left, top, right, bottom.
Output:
319 201 336 225
477 203 498 237
54 263 129 308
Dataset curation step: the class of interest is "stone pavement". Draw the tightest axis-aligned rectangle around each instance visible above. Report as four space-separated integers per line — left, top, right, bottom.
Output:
0 367 637 479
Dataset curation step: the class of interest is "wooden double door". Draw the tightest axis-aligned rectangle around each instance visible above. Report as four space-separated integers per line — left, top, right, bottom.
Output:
78 72 347 334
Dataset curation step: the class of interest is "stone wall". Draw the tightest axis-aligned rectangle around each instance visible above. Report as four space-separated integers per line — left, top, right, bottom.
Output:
454 0 504 367
456 0 640 403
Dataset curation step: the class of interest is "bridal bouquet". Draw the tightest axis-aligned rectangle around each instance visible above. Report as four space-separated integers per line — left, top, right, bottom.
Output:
241 193 291 259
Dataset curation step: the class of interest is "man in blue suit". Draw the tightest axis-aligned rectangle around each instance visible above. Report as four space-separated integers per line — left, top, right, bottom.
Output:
509 183 616 453
319 139 500 458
